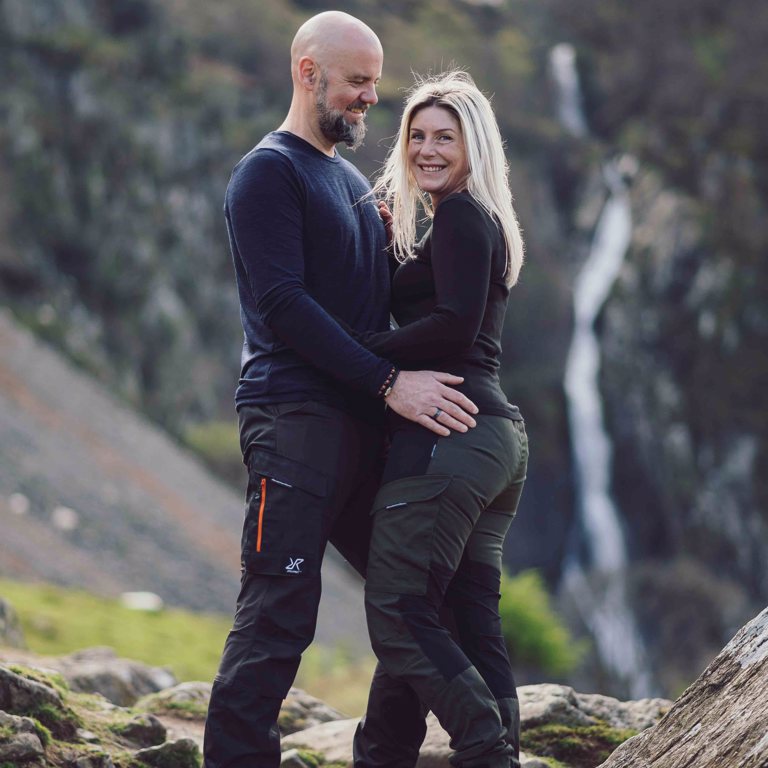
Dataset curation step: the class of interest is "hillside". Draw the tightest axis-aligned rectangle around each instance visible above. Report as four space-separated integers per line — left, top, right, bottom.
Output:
0 311 369 654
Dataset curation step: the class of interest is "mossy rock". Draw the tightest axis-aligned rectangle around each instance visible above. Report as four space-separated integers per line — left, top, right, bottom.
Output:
521 721 637 768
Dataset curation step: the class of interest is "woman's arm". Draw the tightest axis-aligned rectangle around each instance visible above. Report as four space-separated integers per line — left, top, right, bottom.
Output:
352 195 494 362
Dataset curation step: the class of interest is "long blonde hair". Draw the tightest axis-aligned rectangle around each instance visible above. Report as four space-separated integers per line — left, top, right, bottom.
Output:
372 70 524 286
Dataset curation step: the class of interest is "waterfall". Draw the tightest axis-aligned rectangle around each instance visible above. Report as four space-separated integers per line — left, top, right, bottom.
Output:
550 44 652 697
549 43 588 139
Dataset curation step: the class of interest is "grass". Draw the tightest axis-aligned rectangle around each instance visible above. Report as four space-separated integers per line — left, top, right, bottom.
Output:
0 578 232 683
0 578 373 713
521 722 638 768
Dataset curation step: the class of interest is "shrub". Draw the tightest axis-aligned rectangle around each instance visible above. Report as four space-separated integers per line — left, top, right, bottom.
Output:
499 569 584 675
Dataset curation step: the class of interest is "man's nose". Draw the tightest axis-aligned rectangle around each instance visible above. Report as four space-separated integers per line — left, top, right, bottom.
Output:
362 84 378 106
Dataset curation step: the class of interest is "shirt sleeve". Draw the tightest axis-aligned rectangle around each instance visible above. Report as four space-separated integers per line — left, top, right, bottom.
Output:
227 149 393 396
349 196 494 361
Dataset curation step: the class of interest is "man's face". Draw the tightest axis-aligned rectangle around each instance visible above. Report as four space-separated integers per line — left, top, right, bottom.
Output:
314 46 382 150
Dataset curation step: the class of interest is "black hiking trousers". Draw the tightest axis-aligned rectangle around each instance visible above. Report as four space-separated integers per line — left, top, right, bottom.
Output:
203 401 384 768
354 414 528 768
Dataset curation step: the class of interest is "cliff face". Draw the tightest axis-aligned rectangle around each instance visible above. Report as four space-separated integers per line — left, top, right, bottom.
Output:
560 0 768 693
598 170 766 692
0 0 245 428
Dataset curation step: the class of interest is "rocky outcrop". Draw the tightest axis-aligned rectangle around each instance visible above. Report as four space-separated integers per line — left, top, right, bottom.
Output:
55 647 177 706
7 611 767 768
281 685 671 768
0 710 47 764
599 606 768 768
0 647 672 768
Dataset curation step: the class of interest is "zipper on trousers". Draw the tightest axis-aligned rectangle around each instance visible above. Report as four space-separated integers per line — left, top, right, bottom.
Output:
256 477 267 552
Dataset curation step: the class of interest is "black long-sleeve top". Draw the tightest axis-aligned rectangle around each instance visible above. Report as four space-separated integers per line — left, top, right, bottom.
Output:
353 192 522 421
225 131 393 422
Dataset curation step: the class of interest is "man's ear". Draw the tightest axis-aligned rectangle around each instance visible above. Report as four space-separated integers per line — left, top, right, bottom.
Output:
298 57 317 90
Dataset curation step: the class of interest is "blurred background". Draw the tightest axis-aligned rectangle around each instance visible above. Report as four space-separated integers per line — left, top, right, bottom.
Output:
0 0 766 711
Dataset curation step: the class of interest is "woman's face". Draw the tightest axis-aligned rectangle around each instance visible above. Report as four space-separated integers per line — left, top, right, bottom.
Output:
407 105 469 208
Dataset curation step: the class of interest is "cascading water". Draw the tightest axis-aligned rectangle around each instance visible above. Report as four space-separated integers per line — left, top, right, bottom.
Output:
550 43 653 697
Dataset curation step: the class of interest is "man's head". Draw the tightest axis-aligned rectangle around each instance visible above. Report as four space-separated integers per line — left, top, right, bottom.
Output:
289 11 383 151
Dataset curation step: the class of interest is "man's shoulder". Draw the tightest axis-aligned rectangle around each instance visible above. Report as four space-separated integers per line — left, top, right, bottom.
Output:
233 133 298 178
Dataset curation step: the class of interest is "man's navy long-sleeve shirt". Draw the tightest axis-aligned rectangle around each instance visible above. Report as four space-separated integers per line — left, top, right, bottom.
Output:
225 131 392 421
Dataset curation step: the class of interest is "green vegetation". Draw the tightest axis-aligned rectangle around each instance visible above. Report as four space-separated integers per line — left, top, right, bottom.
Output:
499 569 585 675
0 579 231 683
1 570 580 716
183 420 244 488
521 721 637 768
7 663 70 695
137 695 208 721
27 703 72 741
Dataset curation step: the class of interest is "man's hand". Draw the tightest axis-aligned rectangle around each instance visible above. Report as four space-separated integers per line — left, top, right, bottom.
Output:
385 370 478 437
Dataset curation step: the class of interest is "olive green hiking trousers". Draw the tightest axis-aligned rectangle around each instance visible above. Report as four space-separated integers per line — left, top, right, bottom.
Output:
356 414 528 768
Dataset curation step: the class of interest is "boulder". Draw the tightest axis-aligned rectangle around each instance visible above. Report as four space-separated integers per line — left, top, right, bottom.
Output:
137 681 212 721
280 685 672 768
279 686 348 735
55 647 177 706
0 664 63 713
0 597 26 649
116 712 167 748
134 737 200 768
281 712 590 768
0 710 46 763
599 606 768 767
518 684 670 731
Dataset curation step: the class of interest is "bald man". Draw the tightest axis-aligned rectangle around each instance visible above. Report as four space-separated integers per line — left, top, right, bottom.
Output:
203 12 477 768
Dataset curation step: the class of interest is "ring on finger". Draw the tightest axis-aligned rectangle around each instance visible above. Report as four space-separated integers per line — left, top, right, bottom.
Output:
433 407 443 420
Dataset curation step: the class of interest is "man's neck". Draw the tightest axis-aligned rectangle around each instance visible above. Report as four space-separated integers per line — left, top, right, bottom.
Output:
279 113 336 157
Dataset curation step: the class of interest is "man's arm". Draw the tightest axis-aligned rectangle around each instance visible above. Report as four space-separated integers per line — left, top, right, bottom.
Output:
228 150 476 434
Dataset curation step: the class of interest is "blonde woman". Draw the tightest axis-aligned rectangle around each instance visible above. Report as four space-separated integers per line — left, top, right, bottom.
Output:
348 71 529 768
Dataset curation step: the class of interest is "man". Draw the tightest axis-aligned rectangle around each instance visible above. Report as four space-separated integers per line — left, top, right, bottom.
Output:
203 11 477 768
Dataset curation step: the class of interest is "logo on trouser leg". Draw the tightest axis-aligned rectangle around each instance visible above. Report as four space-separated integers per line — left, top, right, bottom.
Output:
285 557 304 574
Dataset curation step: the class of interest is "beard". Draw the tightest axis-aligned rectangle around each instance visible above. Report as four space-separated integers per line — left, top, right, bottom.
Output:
316 75 367 150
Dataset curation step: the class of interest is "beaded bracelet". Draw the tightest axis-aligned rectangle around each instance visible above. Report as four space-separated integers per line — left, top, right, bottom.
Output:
378 366 399 399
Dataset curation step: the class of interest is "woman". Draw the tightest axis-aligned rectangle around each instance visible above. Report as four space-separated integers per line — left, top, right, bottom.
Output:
350 71 528 768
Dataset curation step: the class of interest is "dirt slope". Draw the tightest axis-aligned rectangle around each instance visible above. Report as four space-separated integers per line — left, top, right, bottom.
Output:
0 311 367 652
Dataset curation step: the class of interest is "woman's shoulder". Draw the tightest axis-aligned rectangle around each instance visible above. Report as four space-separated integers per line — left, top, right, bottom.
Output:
435 191 495 228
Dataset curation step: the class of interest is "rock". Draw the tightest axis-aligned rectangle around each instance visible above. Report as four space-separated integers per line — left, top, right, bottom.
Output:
56 647 177 706
70 753 115 768
0 597 26 648
282 718 357 765
134 737 200 768
0 663 82 740
518 684 595 728
0 710 46 763
598 606 768 767
0 663 63 713
280 684 672 768
136 681 211 721
576 691 670 731
518 683 670 731
279 686 347 735
77 728 101 743
117 712 167 748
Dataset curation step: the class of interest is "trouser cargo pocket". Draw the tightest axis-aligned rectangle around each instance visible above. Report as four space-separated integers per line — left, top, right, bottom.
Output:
241 449 328 578
366 475 452 596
